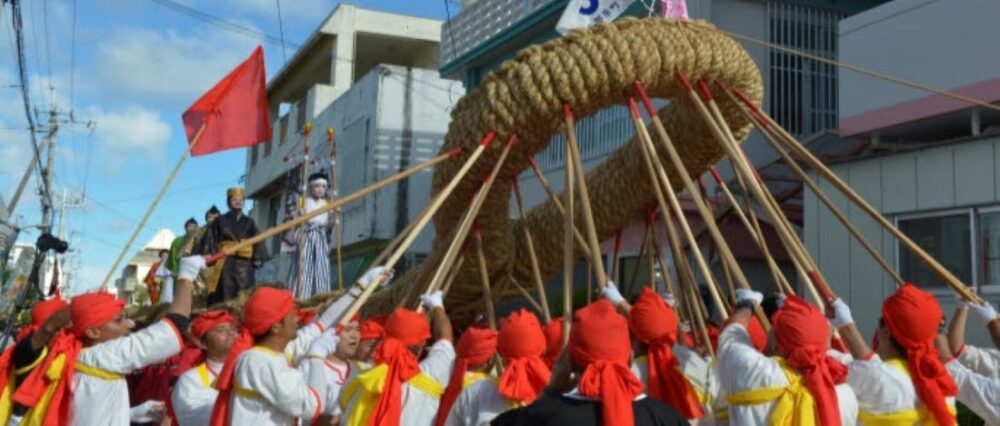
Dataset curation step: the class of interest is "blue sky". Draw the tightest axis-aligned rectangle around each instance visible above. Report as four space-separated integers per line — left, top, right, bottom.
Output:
0 0 449 293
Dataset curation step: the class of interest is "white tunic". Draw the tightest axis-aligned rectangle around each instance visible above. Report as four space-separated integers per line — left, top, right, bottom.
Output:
341 340 456 426
958 345 1000 379
172 360 222 426
847 355 956 424
444 378 513 426
226 323 325 425
303 356 360 421
717 323 858 425
305 198 329 226
71 319 184 426
946 359 1000 425
631 345 726 426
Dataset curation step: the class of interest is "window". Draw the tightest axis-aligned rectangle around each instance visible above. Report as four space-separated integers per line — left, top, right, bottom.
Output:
897 211 972 290
251 145 259 166
977 209 1000 288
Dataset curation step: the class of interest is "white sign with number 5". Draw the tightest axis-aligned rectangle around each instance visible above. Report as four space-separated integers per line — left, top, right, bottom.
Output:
556 0 636 34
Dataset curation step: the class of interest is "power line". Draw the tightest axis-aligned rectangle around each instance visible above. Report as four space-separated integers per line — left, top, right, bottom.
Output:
274 0 287 63
147 0 301 49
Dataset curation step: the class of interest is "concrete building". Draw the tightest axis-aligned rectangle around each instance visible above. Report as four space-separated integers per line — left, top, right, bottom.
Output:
440 0 886 305
245 5 463 286
804 0 1000 345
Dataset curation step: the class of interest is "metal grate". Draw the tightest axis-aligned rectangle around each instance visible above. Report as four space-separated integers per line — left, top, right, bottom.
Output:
767 1 843 136
440 0 553 66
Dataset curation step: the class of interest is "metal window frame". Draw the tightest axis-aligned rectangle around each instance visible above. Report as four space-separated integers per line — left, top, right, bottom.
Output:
973 206 1000 294
893 208 976 295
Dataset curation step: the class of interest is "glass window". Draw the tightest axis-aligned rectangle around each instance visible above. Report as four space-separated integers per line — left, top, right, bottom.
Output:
898 213 971 290
977 210 1000 288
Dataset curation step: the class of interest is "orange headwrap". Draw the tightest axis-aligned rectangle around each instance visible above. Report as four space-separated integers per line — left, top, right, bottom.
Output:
772 295 848 426
542 318 563 368
190 310 236 339
210 287 295 426
497 310 550 405
569 300 644 426
628 288 704 419
367 308 430 426
360 316 387 340
882 284 956 426
435 326 498 426
13 292 126 425
14 298 68 342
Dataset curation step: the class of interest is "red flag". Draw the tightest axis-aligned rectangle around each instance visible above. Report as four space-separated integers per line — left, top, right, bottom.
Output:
182 46 272 156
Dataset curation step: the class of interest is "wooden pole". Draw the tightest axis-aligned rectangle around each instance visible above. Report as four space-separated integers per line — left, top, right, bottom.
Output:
563 105 609 289
649 224 677 298
512 180 552 322
294 126 312 296
420 135 518 301
507 274 546 314
610 230 623 283
628 94 766 327
101 122 207 289
645 226 657 291
335 134 497 325
439 255 467 298
206 147 464 265
528 156 592 256
627 223 652 295
627 98 731 321
473 229 499 329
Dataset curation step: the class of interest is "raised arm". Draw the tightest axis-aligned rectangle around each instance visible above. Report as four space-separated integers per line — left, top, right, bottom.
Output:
421 291 453 342
602 281 632 315
949 303 970 356
829 298 870 360
170 256 202 318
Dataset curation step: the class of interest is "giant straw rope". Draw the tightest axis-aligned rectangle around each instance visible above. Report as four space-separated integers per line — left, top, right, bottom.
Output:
364 18 762 319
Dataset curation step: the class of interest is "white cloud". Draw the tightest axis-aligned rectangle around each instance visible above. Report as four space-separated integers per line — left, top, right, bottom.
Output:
88 105 172 164
93 27 260 104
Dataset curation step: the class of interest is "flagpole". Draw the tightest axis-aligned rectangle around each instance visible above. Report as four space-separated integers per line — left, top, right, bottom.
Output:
99 123 207 290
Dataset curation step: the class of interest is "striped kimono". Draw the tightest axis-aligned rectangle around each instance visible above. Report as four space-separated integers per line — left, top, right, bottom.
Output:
287 198 332 299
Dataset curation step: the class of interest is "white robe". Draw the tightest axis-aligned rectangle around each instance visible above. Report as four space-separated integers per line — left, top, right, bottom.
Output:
946 359 1000 425
226 323 325 425
341 339 456 426
958 345 1000 379
444 377 514 426
70 319 184 426
303 356 360 422
632 345 726 426
717 323 858 425
171 360 222 426
847 355 956 424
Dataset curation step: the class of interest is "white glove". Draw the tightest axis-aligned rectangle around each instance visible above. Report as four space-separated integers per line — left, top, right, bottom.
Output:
828 298 854 328
358 266 393 289
735 289 763 307
661 292 677 308
967 301 998 325
421 290 444 310
129 400 166 423
602 281 625 305
178 256 206 281
307 329 341 358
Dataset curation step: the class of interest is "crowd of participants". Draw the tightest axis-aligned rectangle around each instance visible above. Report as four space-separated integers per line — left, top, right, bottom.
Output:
0 253 997 425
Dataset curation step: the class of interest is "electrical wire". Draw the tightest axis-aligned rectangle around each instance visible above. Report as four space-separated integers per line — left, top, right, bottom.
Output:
147 0 301 49
274 0 287 62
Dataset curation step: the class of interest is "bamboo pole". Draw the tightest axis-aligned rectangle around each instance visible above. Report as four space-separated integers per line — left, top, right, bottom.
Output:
649 224 677 298
528 156 592 256
205 148 463 266
439 255 467 297
627 98 731 321
294 125 312 296
627 223 652 295
473 230 498 330
101 122 207 289
328 127 345 291
562 130 575 346
508 274 546 314
673 76 837 306
645 226 657 291
334 134 497 325
563 105 609 289
628 93 764 327
512 180 552 322
420 135 518 302
610 230 623 283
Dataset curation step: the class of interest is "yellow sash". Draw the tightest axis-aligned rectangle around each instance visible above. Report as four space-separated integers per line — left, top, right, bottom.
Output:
858 359 956 426
340 363 445 426
463 371 492 389
74 361 123 381
195 363 216 389
234 386 261 399
725 357 816 426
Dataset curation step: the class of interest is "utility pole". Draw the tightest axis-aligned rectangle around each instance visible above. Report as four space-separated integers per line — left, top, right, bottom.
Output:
40 107 58 232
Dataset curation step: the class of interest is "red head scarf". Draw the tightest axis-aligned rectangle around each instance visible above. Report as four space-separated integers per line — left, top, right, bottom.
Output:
190 310 236 339
14 298 68 342
435 326 498 426
628 288 704 419
542 318 563 368
13 292 126 425
882 284 956 426
335 313 362 335
772 295 848 426
368 308 431 426
296 308 317 326
209 287 295 426
497 310 550 405
570 300 644 426
360 315 388 340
